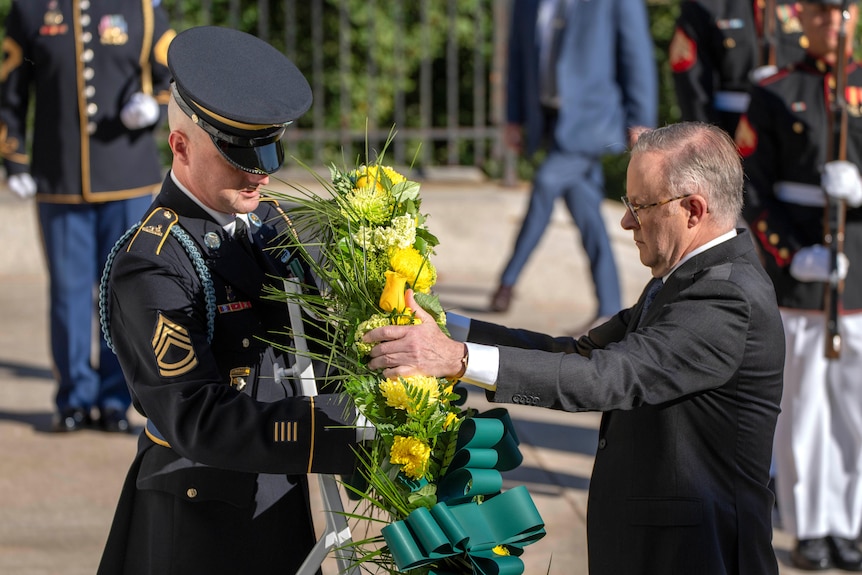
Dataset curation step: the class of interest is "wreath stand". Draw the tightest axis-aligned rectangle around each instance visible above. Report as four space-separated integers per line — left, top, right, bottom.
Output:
282 279 361 575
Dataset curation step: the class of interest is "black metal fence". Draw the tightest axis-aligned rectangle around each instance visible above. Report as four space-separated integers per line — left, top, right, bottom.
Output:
162 0 513 178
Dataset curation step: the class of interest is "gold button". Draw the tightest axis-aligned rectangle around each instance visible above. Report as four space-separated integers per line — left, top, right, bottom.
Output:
800 36 810 50
724 38 736 49
817 60 827 73
186 488 197 499
769 233 780 245
793 122 804 134
757 221 768 232
779 248 790 260
829 77 836 89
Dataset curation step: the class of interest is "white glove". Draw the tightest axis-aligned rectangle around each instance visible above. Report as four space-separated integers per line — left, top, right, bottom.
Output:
120 92 160 130
822 160 862 208
790 244 849 282
355 413 376 442
749 65 779 84
7 172 36 199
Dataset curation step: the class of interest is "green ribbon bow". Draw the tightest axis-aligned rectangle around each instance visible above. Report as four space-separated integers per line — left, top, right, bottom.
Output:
381 485 546 574
438 407 523 504
381 408 545 574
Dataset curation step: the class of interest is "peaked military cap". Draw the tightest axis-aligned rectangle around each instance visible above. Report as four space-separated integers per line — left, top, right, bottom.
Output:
167 26 312 174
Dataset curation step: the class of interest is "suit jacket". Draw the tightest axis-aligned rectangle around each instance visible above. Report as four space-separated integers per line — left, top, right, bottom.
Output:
506 0 657 156
469 230 783 575
98 175 358 574
0 0 174 203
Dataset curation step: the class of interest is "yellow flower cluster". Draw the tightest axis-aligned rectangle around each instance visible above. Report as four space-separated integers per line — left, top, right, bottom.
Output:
342 184 391 225
390 435 431 480
390 247 436 293
355 164 406 190
380 375 441 413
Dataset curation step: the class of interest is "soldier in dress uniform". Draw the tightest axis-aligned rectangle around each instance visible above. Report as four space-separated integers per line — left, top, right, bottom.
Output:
96 26 364 574
736 0 862 570
671 0 807 136
0 0 175 432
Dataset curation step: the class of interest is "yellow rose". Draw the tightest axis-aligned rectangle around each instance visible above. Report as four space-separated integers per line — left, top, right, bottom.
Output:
379 270 408 313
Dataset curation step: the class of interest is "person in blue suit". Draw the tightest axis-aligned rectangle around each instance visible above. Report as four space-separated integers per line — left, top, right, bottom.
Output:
490 0 658 328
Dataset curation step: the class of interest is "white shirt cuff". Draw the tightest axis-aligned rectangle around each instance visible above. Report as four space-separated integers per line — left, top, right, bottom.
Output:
462 342 498 391
445 312 498 390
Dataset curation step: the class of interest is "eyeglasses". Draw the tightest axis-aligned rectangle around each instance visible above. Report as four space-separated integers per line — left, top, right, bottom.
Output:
621 194 692 226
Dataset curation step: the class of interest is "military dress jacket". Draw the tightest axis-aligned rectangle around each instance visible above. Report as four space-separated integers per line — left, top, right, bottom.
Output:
671 0 805 134
98 175 358 574
469 231 783 575
737 54 862 311
0 0 174 203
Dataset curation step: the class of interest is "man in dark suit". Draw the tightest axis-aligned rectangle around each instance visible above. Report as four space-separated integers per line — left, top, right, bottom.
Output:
489 0 657 327
97 27 362 574
365 122 785 574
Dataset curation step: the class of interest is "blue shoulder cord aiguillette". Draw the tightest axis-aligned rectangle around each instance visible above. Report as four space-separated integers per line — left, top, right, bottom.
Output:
99 223 216 352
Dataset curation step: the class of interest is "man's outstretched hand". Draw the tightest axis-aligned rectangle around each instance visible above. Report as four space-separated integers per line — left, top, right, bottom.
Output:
365 290 466 380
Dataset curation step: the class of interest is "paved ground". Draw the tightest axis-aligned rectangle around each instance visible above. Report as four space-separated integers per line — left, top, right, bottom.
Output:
0 172 826 573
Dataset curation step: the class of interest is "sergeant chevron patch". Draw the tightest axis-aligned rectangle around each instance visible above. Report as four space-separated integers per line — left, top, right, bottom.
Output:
152 313 198 377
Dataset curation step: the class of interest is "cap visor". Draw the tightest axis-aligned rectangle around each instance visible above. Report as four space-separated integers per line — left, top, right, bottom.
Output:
213 137 285 174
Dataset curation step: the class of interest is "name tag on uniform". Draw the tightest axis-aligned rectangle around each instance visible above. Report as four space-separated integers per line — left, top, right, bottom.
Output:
716 19 744 30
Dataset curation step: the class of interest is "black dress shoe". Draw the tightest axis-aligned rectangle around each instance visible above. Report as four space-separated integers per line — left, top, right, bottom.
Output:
98 409 132 434
52 408 91 432
828 536 862 571
490 285 513 313
791 538 833 571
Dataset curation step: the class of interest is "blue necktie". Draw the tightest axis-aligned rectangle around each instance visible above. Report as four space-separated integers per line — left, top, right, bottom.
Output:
639 278 663 323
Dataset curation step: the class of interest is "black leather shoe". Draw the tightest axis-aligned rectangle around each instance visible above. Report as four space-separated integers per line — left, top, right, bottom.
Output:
52 408 91 432
791 538 833 571
828 536 862 571
490 285 513 313
98 409 131 434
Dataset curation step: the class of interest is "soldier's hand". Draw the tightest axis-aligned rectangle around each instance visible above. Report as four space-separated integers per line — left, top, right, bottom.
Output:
790 244 849 283
7 173 36 199
749 65 779 84
822 161 862 208
120 92 161 130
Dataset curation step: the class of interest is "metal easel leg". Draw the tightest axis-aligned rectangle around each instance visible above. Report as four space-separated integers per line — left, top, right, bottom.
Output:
282 280 360 575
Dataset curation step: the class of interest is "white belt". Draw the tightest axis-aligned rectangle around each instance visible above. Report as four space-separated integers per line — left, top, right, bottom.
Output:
713 91 751 113
774 181 826 207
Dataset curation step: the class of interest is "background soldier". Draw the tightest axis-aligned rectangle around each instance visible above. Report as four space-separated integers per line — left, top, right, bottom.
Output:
671 0 806 136
97 26 364 574
736 0 862 570
0 0 175 432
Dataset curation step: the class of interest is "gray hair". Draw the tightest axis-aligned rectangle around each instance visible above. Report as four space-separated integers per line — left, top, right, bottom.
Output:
631 122 743 229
